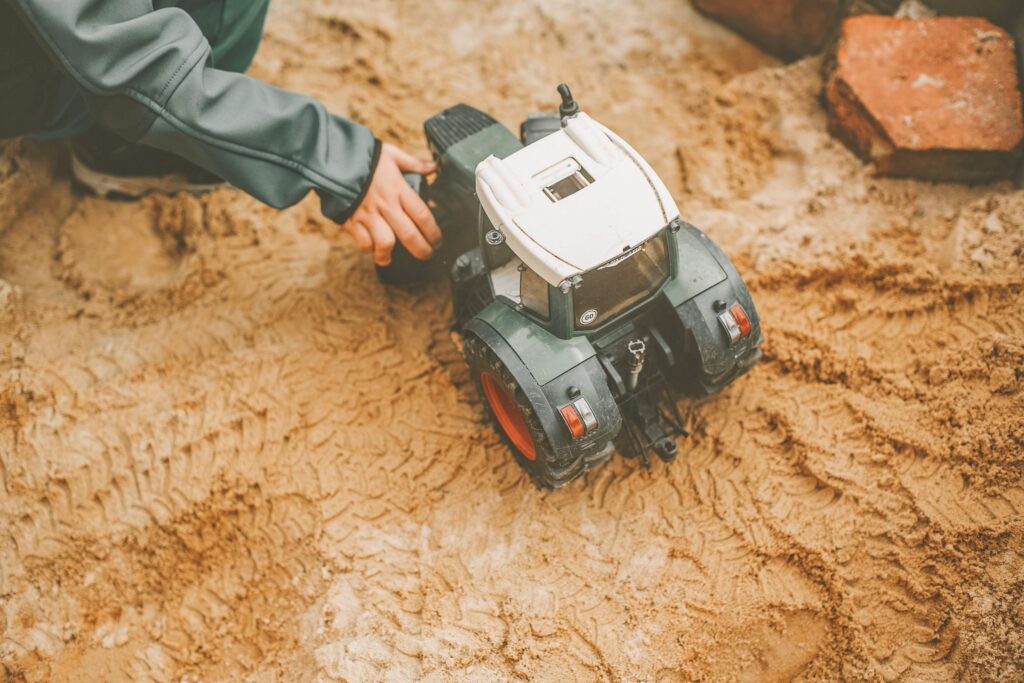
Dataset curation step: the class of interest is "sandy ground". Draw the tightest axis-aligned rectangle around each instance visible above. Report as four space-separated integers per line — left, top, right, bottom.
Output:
2 0 1023 680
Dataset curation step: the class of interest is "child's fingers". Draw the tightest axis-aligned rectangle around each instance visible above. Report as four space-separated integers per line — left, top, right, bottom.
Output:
344 222 373 252
386 143 437 175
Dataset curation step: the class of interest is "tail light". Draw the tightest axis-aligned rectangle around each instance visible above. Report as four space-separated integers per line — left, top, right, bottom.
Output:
559 398 598 439
718 303 752 345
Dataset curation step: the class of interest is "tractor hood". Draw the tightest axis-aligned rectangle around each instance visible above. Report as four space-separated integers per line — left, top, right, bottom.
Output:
476 112 680 286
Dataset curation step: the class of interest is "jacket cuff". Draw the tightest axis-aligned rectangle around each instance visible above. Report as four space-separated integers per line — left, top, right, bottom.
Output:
331 137 382 224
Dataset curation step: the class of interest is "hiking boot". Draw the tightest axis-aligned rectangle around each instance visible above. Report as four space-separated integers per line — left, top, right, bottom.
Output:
70 126 225 198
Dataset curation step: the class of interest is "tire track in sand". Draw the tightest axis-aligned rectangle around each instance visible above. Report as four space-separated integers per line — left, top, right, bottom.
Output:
3 0 1024 678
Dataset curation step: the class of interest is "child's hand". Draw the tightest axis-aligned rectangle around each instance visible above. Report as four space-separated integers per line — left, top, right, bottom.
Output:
340 143 441 266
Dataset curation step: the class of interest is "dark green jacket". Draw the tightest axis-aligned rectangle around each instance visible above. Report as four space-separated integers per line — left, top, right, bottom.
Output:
6 0 379 222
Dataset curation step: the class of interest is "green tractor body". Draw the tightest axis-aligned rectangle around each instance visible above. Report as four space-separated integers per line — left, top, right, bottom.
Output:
398 90 762 488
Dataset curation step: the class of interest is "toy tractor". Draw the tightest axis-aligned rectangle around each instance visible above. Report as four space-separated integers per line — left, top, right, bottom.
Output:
390 85 763 489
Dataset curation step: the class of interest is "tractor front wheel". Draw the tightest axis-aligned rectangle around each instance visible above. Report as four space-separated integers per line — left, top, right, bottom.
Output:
464 333 581 488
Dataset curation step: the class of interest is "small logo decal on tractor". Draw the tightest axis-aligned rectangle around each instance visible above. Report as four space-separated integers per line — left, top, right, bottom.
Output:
579 308 598 325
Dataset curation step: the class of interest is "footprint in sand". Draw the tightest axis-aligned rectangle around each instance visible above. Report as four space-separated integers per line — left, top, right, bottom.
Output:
57 195 188 296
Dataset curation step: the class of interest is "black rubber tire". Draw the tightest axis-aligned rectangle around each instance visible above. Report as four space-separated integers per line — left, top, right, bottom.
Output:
463 333 585 489
675 343 763 398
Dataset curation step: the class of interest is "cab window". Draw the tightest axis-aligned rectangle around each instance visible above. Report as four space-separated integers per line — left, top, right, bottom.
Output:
520 266 550 320
573 234 669 329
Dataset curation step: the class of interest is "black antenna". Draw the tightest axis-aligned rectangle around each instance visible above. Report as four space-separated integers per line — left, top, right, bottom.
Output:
557 83 579 118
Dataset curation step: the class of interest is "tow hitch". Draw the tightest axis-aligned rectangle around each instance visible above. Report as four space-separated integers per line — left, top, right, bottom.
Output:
599 334 689 467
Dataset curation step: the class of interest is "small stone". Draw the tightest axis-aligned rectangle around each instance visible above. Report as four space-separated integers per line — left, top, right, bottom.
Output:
0 278 21 321
982 212 1004 234
894 0 935 20
714 90 738 107
97 623 129 649
989 366 1017 394
825 16 1024 182
969 246 993 269
891 373 914 393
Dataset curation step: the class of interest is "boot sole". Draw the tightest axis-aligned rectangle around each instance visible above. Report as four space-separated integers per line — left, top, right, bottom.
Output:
71 151 225 198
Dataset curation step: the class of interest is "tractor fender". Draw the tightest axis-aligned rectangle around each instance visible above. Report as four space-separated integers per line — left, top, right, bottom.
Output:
669 223 763 391
536 355 623 458
473 300 594 385
465 314 622 464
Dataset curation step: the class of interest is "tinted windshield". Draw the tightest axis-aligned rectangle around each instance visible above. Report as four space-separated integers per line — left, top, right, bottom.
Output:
573 234 669 329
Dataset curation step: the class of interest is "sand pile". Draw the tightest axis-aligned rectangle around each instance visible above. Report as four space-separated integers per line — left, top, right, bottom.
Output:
2 0 1022 680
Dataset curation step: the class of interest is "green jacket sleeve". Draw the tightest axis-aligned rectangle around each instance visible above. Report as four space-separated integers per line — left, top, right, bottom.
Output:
12 0 379 222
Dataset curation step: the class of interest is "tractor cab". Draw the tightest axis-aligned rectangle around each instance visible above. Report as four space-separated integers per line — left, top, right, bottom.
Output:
476 110 680 338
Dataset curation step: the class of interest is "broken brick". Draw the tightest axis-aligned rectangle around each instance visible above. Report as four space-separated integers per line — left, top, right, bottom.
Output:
691 0 844 60
826 15 1024 182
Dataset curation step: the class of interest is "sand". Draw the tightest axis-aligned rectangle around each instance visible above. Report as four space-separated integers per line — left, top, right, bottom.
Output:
1 0 1022 680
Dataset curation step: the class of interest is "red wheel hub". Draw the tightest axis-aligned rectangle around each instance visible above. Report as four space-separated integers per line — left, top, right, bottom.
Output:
480 372 536 461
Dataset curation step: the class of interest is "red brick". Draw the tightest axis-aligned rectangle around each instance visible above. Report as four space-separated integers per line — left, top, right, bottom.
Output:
692 0 842 60
826 16 1024 182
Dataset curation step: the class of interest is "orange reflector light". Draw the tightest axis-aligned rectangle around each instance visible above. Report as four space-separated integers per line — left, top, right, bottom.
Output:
729 304 751 338
559 404 586 439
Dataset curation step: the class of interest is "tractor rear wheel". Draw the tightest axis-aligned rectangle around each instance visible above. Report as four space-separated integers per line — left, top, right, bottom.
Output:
463 333 579 488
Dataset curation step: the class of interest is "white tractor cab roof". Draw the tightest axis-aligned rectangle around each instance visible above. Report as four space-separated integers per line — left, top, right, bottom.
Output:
476 112 680 287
